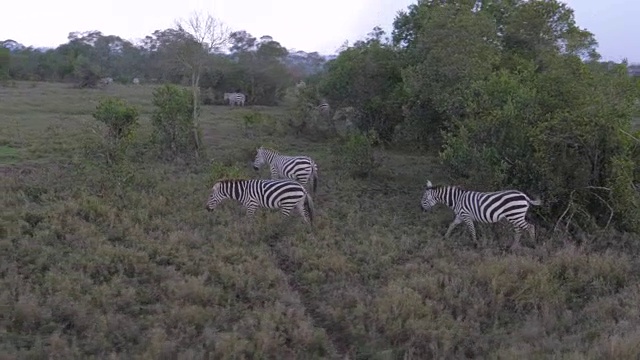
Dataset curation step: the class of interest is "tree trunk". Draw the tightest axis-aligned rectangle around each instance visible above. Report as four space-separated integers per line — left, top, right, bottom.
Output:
191 71 201 159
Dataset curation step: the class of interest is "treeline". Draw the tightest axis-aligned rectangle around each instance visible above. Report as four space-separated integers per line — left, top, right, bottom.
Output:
303 0 640 236
0 26 328 105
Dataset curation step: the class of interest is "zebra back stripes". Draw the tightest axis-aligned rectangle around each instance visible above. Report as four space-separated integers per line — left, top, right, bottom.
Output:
253 147 319 194
421 180 541 249
224 92 246 106
205 178 314 225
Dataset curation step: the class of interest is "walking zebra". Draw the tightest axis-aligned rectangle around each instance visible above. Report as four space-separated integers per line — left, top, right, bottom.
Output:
253 146 319 194
205 178 315 225
420 180 542 249
224 92 246 106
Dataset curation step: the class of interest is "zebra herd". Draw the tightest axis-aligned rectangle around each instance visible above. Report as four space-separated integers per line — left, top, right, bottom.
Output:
224 92 246 107
205 146 542 249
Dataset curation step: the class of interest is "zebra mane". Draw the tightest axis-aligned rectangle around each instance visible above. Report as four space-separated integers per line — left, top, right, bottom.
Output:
426 184 466 191
259 146 279 154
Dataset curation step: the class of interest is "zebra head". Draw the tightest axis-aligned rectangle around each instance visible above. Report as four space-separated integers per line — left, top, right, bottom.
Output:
253 147 267 171
421 180 438 212
205 182 227 212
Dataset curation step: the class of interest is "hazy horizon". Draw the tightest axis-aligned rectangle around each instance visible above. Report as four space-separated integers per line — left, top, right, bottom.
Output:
2 0 638 62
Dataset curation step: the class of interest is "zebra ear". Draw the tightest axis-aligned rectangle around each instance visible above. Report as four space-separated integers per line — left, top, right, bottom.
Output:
426 180 433 188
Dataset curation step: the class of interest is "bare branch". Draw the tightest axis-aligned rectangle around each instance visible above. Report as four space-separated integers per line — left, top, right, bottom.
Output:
619 128 640 143
554 189 576 233
176 11 231 54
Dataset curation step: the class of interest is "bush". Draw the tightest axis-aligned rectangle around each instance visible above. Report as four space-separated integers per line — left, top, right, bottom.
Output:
91 97 139 167
332 130 380 178
208 162 249 185
440 60 640 235
150 84 198 159
92 97 139 143
287 83 336 139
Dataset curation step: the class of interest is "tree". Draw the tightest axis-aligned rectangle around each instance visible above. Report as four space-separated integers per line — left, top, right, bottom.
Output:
319 27 405 141
173 11 231 158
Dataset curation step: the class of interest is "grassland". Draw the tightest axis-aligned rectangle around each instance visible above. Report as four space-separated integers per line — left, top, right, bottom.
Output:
1 81 640 359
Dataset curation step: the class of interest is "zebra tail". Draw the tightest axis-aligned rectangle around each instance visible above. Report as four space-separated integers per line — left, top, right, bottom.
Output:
304 191 315 226
312 163 318 194
528 196 543 206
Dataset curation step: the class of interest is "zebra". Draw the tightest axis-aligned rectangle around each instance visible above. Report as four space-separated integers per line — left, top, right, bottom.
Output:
224 92 246 106
420 180 542 249
205 178 314 225
317 101 330 115
99 77 113 85
252 146 319 194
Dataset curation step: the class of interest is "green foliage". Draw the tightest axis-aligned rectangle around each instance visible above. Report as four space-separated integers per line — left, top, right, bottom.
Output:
441 57 640 233
92 97 139 142
208 161 247 184
150 84 197 159
3 82 640 358
332 130 380 178
319 37 404 142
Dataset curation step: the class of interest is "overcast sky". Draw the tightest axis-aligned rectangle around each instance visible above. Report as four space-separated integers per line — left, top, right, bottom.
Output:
2 0 638 62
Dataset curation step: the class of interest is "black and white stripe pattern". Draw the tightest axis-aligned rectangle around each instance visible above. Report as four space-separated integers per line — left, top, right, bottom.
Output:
253 147 319 194
420 180 542 249
224 92 246 106
316 102 330 114
205 178 314 225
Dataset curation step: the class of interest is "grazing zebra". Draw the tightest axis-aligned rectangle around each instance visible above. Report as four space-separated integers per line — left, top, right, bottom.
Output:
317 101 330 114
205 178 314 225
224 92 246 106
100 77 113 85
420 180 542 249
253 147 319 194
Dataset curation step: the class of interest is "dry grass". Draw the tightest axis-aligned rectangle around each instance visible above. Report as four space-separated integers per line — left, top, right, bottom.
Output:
1 81 640 359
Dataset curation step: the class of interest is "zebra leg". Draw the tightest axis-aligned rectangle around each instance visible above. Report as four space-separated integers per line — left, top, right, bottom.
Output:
280 205 293 217
527 223 536 241
296 201 311 225
246 203 258 217
444 216 463 238
510 226 524 250
462 218 479 246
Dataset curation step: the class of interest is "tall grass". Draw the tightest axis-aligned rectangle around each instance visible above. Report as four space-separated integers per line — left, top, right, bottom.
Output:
1 81 639 358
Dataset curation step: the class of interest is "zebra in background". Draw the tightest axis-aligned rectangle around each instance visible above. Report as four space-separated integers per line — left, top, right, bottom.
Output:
205 178 315 225
420 180 542 250
253 146 319 194
317 101 330 115
224 92 246 106
99 77 113 85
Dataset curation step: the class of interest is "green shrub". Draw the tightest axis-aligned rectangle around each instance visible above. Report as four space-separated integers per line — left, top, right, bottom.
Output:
91 97 139 168
332 130 380 178
150 84 197 159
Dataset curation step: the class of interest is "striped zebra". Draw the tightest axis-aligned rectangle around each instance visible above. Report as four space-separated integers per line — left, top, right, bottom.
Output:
253 147 319 194
205 178 314 225
420 180 542 249
224 92 246 106
317 101 330 115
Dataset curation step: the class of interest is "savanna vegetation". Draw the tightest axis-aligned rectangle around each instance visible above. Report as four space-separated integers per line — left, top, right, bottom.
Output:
2 0 640 358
